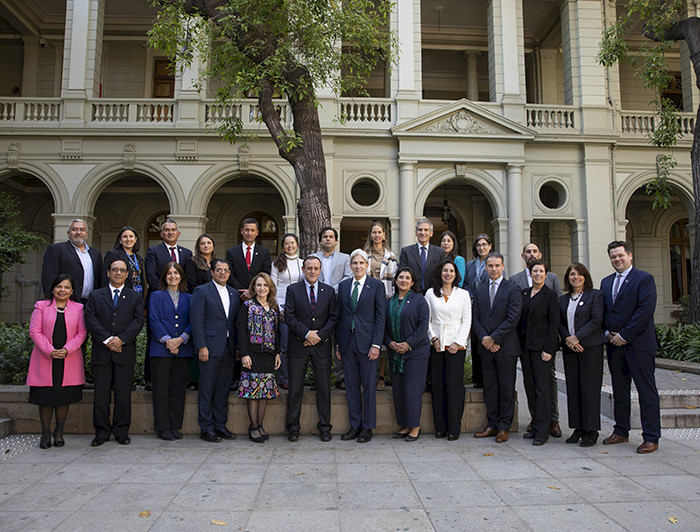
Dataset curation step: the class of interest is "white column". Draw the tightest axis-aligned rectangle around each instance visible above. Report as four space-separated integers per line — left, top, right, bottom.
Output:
506 164 524 275
583 144 615 284
21 37 39 97
394 0 420 121
175 31 205 128
399 162 417 248
539 49 558 104
464 51 479 101
569 219 589 265
491 218 509 261
283 215 297 236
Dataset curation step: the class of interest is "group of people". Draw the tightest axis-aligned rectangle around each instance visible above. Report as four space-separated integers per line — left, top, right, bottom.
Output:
27 216 661 455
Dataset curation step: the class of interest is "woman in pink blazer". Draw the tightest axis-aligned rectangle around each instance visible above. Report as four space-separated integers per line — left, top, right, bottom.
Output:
27 274 87 449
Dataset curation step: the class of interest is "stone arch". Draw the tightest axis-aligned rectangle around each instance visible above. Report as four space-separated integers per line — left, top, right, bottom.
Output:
415 167 506 219
71 161 185 215
187 162 296 218
616 170 695 221
0 162 69 213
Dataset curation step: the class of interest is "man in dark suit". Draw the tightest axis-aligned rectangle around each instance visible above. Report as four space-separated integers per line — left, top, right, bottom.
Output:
190 259 240 443
41 218 103 303
284 256 339 442
336 249 386 443
225 217 272 296
84 260 145 446
144 219 192 386
472 252 523 443
509 243 563 438
601 240 661 454
398 218 443 294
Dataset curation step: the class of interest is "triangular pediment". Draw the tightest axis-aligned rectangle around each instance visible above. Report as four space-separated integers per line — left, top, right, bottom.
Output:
392 99 534 138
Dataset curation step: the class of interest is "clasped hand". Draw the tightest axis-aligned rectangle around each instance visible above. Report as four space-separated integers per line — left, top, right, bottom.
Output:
481 336 500 353
50 348 68 359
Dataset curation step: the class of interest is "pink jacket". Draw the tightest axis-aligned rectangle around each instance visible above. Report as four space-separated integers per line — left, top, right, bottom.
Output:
26 299 87 387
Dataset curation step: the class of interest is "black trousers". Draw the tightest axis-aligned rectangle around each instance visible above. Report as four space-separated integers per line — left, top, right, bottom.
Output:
430 348 466 435
563 345 603 431
93 361 135 440
470 330 483 386
607 345 661 443
198 349 235 433
392 353 429 429
480 350 517 431
150 357 190 433
286 346 332 434
520 350 552 439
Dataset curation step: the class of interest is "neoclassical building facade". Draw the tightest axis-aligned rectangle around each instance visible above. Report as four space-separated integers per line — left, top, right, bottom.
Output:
0 0 695 324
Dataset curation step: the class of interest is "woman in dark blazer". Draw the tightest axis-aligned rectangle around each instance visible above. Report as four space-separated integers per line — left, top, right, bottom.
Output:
148 262 193 441
559 262 605 447
385 266 430 441
518 259 560 446
103 226 145 296
185 234 216 293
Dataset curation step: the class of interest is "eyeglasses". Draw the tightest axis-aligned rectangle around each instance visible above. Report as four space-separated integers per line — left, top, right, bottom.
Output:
110 268 127 273
214 268 230 273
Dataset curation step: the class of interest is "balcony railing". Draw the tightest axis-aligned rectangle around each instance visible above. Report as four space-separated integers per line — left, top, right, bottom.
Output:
620 110 695 137
0 99 61 122
91 100 174 123
204 100 292 129
526 105 577 131
338 98 394 125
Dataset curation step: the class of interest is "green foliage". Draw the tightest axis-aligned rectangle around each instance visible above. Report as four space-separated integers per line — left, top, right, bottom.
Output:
676 294 690 324
656 323 700 363
598 0 685 209
149 0 397 144
0 191 45 297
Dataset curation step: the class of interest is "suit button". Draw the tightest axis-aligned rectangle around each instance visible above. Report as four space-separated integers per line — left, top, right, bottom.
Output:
312 318 315 321
175 315 178 318
175 324 179 327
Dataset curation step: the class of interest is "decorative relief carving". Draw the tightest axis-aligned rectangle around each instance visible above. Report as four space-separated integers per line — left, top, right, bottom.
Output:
7 142 20 169
238 144 251 171
123 143 136 170
415 109 505 135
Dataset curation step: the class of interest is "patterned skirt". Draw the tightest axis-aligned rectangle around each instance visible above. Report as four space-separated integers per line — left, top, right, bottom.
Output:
237 371 278 400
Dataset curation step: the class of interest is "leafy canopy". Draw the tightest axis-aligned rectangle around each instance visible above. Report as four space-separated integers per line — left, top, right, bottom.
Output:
598 0 685 209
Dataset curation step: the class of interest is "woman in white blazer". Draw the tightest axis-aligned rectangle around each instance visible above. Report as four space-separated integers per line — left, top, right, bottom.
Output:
425 259 472 440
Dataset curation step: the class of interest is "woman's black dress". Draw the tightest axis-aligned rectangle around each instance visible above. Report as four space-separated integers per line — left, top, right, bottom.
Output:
29 309 83 406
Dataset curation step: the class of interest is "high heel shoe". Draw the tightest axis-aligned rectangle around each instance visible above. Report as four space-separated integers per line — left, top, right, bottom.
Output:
53 430 65 447
39 434 52 449
405 428 421 442
248 425 265 443
259 425 269 441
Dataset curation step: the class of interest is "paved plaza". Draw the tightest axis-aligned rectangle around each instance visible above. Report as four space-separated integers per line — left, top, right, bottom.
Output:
1 375 699 532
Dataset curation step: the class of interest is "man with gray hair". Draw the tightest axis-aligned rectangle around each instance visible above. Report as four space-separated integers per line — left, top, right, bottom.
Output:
398 218 443 294
42 218 103 303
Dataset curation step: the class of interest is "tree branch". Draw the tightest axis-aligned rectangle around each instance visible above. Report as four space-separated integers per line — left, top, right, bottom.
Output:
259 79 298 165
644 17 700 91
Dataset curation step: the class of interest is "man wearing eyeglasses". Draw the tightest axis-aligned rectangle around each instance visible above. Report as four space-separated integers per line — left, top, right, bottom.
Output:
84 260 145 447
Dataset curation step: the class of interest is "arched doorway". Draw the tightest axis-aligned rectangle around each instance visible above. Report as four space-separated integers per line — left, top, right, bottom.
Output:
92 173 171 254
204 175 285 257
0 173 55 321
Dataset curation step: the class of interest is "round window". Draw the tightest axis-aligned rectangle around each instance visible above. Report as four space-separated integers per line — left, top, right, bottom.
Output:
351 178 381 207
538 181 566 210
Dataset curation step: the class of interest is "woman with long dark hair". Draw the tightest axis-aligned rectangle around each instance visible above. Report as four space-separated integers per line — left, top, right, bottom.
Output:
103 226 145 295
439 230 466 288
185 234 216 293
27 274 87 448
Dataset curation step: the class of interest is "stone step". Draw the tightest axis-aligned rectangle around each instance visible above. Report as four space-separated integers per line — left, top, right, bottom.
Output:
661 408 700 429
0 418 12 439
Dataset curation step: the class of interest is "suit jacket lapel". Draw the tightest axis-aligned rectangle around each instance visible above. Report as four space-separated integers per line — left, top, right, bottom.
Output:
613 268 635 306
64 241 84 270
209 282 227 317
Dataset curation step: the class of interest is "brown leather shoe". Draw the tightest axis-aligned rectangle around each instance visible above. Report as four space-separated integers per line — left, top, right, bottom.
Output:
549 421 562 438
602 433 629 445
636 441 659 454
474 427 497 438
495 430 509 443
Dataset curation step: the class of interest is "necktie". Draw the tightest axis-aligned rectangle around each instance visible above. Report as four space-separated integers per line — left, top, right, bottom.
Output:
489 281 496 308
113 288 120 308
309 284 316 314
612 273 622 303
245 246 252 270
351 280 359 330
420 246 427 291
169 246 176 262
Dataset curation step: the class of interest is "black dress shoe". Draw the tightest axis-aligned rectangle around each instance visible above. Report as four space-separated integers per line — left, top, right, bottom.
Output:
341 426 362 441
52 431 65 447
171 429 183 440
405 429 421 442
320 430 332 442
215 428 236 440
523 431 535 439
158 431 174 441
580 431 598 448
566 429 584 444
116 436 131 445
39 435 52 449
200 431 222 443
357 428 373 443
91 436 106 447
435 431 447 439
532 438 547 446
447 433 459 441
288 431 300 442
473 383 483 389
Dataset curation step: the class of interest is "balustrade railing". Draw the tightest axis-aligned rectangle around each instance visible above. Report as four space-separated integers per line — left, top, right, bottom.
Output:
620 111 695 137
0 99 61 122
526 105 577 130
91 100 174 123
339 98 394 124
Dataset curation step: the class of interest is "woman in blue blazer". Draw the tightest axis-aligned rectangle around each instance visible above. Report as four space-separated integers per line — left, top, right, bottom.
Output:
385 266 430 441
149 262 193 440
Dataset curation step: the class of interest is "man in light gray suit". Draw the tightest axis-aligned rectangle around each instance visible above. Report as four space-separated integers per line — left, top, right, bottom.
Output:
312 226 351 389
509 242 563 438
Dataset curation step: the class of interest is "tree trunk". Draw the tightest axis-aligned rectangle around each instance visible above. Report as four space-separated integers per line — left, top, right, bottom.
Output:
690 104 700 323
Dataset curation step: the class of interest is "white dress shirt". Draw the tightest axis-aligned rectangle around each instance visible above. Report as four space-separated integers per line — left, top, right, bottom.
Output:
102 283 125 345
71 242 95 298
167 244 180 264
213 281 230 318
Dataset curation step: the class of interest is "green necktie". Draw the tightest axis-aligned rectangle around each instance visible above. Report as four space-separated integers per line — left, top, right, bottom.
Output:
351 280 359 330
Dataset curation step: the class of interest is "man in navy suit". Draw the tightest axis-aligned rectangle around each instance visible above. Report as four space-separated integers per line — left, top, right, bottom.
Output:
472 252 523 443
284 256 339 442
144 219 192 386
190 259 240 443
601 241 661 454
398 218 443 294
42 218 103 303
225 218 272 296
84 260 145 446
336 249 386 443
